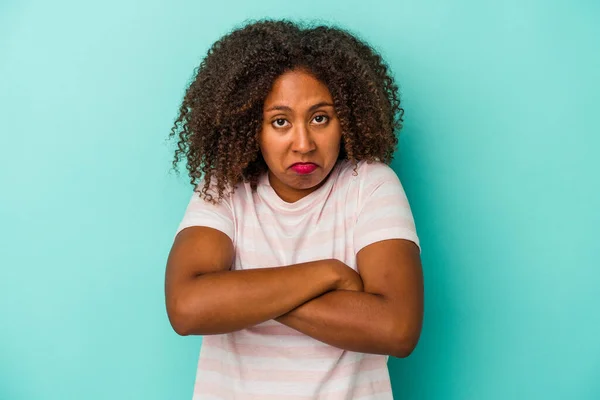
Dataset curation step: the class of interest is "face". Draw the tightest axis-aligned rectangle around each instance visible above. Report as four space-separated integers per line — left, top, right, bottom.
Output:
259 69 342 203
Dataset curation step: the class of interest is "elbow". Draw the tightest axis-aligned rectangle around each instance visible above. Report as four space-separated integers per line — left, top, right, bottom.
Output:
390 340 417 358
170 316 192 337
166 283 216 336
166 297 195 336
388 323 421 358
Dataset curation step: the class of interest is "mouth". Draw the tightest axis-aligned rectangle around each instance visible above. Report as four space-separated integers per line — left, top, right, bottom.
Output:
290 162 318 175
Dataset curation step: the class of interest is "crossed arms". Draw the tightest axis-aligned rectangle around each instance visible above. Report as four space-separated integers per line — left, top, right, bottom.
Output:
164 226 423 358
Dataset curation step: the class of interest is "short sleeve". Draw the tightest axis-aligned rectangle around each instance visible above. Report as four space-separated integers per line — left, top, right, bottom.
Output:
173 185 235 243
353 163 421 254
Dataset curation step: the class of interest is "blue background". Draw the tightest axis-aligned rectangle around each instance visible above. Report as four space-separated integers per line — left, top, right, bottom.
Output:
1 0 599 398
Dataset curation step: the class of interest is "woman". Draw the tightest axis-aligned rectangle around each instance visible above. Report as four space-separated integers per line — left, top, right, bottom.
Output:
165 19 423 399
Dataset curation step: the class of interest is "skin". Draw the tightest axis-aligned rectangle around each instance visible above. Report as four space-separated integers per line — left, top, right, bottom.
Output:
259 69 342 203
164 69 424 358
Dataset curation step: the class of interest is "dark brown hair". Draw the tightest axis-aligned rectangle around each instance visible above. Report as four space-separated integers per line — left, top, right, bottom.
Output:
169 19 404 203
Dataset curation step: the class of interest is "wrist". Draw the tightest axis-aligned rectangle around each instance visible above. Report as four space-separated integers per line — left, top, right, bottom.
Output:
296 259 344 292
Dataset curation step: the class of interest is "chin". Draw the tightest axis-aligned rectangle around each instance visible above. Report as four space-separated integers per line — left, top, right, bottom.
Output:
289 173 326 190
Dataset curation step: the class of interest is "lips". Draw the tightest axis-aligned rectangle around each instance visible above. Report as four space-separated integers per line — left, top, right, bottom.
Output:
290 162 318 174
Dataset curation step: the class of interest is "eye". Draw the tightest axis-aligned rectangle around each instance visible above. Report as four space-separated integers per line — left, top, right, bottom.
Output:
272 118 289 128
312 115 329 124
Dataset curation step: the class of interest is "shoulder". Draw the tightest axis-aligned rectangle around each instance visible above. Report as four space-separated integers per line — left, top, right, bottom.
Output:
197 175 254 205
182 175 254 218
336 159 401 189
358 160 399 182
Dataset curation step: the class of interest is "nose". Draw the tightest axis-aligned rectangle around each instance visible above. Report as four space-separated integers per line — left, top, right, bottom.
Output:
291 124 316 154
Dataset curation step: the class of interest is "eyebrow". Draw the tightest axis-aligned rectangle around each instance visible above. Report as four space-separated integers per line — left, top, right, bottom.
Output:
264 101 335 113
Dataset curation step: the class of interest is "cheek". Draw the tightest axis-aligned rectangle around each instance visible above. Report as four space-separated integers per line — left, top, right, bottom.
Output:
327 131 343 154
257 129 270 152
258 133 281 162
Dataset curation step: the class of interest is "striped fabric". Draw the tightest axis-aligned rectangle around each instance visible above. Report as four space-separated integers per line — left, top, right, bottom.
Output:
175 160 420 399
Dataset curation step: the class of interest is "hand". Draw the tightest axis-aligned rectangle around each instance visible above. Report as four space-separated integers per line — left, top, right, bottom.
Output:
330 259 364 292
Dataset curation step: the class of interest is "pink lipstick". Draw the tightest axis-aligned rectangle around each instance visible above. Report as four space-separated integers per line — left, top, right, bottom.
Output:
290 163 317 174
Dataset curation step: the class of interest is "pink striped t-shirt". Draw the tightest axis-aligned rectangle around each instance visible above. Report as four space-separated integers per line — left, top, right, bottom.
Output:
175 160 421 399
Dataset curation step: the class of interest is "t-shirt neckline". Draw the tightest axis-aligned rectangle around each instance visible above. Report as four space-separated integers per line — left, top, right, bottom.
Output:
257 161 344 213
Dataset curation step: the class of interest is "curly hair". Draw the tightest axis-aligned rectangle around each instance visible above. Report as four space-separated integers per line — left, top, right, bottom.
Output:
169 19 404 203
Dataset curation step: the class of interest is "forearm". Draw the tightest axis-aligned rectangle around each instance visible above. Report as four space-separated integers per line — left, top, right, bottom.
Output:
276 290 415 357
171 260 340 336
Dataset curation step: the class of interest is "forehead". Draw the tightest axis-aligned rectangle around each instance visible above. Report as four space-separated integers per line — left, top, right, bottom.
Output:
264 69 333 107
